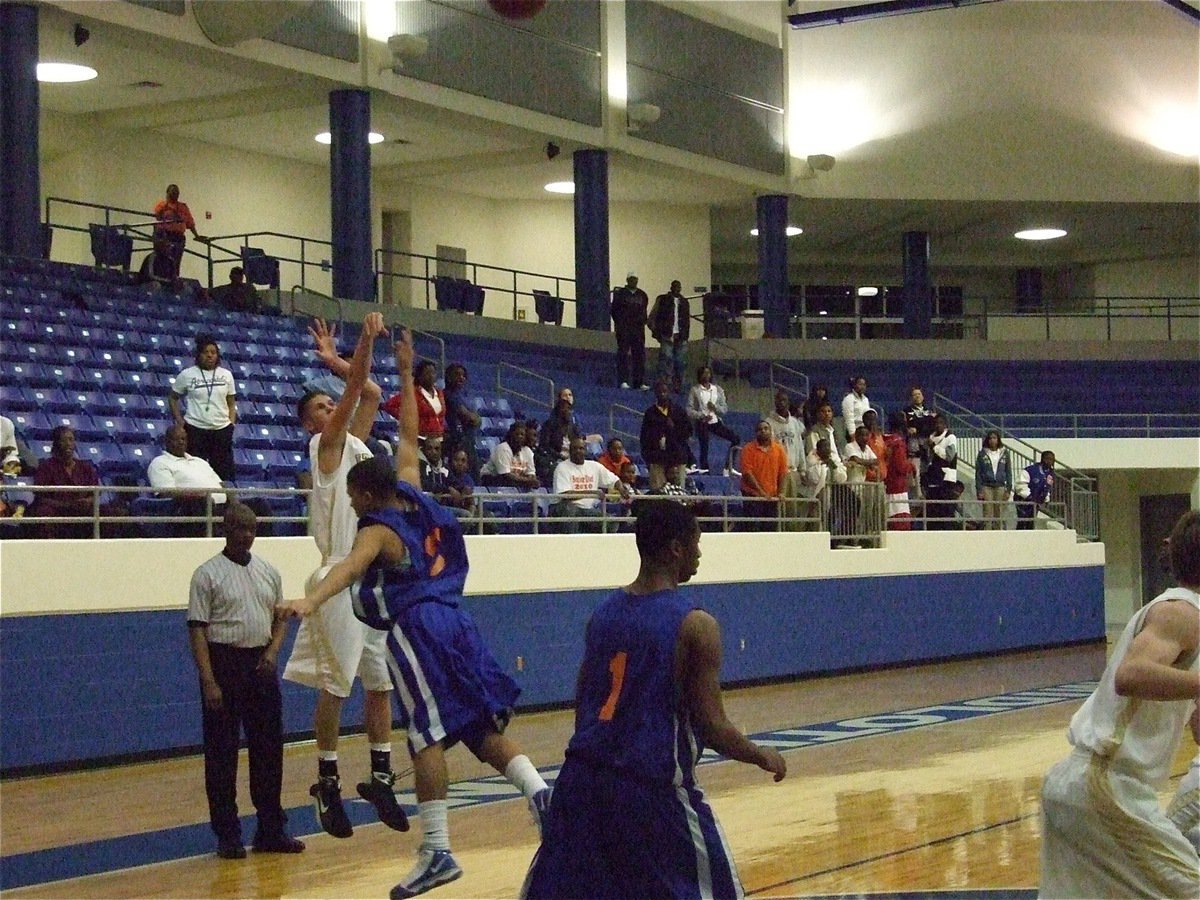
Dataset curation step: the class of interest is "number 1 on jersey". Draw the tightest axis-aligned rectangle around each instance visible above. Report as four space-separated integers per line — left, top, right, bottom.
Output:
598 651 628 721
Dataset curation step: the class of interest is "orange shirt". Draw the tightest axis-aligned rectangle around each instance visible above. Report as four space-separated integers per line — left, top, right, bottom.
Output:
865 432 888 482
597 451 631 476
153 199 195 235
739 440 788 498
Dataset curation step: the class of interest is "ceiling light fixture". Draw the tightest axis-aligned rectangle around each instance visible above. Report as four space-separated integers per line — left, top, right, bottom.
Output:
750 226 803 237
1014 228 1067 241
544 181 575 194
857 286 879 296
37 62 97 83
315 132 385 144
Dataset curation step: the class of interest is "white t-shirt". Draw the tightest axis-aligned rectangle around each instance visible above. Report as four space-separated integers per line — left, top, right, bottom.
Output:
841 392 870 439
0 415 18 468
767 412 805 470
309 432 374 563
147 451 226 504
842 440 878 485
553 459 618 509
172 365 236 430
481 441 536 478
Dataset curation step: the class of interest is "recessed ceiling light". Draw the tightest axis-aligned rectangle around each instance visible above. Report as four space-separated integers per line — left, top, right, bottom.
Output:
37 62 97 83
314 131 385 144
1014 228 1067 241
750 226 803 237
856 286 879 297
544 181 575 194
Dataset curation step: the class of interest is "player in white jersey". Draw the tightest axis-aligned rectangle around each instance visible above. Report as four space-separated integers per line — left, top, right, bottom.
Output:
1167 708 1199 853
1039 508 1200 899
283 314 409 837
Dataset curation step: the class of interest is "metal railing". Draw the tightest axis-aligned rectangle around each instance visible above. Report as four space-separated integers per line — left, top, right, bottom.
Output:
42 196 202 274
769 362 810 403
205 231 334 293
933 392 1099 540
607 402 645 453
375 248 575 321
497 362 555 413
958 412 1200 439
974 296 1200 342
289 284 343 325
701 334 742 382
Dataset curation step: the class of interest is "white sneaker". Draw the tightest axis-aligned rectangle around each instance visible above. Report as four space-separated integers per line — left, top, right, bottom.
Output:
390 849 463 899
620 382 631 389
638 384 650 390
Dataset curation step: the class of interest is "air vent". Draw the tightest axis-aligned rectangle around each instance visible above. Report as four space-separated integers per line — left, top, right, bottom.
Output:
391 138 412 145
127 80 163 88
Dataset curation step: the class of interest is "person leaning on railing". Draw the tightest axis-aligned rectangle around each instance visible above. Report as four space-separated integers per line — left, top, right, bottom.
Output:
1015 450 1056 530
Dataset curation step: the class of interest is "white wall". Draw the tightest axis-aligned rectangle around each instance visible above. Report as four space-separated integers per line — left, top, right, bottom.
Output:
1090 256 1200 299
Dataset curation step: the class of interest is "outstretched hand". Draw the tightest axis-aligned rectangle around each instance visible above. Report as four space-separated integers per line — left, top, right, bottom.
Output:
309 318 339 366
394 327 414 372
362 311 387 341
275 597 320 620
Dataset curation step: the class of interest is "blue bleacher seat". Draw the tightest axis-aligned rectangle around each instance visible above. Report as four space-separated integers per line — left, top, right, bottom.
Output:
93 414 142 442
9 411 53 441
120 442 157 473
48 413 106 441
0 385 39 412
69 391 121 415
130 496 177 538
480 397 514 418
110 393 154 417
10 362 56 387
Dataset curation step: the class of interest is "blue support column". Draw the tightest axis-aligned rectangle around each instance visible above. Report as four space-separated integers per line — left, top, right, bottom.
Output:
756 194 789 337
0 3 42 259
903 230 932 339
329 89 374 302
573 149 610 332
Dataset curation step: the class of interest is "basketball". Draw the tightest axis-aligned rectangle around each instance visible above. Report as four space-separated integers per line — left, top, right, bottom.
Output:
487 0 547 19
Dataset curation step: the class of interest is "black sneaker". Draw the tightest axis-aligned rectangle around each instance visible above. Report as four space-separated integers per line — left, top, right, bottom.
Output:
252 834 306 854
216 841 246 860
358 772 411 832
310 776 353 838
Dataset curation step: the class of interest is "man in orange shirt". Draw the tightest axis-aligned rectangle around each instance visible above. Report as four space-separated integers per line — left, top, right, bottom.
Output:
153 183 207 280
739 420 788 530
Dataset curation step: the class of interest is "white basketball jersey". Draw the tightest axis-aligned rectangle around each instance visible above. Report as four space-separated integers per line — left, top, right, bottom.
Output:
1067 586 1200 786
308 432 374 564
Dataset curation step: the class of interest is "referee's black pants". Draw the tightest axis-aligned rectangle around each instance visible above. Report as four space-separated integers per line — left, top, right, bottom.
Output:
201 642 286 845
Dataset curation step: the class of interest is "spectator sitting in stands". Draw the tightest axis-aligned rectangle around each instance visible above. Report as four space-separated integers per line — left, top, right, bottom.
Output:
840 376 870 444
640 379 692 491
418 435 450 496
148 424 227 534
210 266 263 314
687 366 741 475
800 384 830 433
480 421 539 489
1 414 20 476
551 437 628 533
28 426 105 539
137 238 180 292
798 437 847 533
539 388 582 484
654 463 700 498
596 437 631 477
446 447 495 533
442 363 480 476
384 360 444 439
739 420 788 530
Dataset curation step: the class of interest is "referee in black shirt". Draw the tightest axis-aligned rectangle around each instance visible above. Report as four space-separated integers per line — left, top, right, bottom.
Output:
187 503 305 859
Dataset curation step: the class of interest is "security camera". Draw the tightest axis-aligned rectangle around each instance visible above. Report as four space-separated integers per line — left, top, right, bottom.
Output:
545 142 560 160
383 33 428 72
73 23 90 46
806 153 836 172
627 102 661 126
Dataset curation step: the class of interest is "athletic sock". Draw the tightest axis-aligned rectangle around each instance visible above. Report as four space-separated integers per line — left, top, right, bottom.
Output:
417 800 451 852
318 751 339 780
504 754 548 801
370 744 392 778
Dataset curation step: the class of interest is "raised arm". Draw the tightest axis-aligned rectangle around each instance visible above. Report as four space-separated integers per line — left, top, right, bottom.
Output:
317 313 384 473
309 318 383 442
680 610 786 780
392 329 422 490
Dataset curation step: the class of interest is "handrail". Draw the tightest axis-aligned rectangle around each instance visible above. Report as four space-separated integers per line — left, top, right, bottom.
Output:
768 362 810 403
702 335 741 382
207 231 334 293
607 401 646 451
405 326 446 381
289 285 343 328
497 361 555 413
962 412 1200 439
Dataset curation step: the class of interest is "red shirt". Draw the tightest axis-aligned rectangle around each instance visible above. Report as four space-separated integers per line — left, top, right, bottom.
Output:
883 433 913 494
383 388 446 437
153 199 195 235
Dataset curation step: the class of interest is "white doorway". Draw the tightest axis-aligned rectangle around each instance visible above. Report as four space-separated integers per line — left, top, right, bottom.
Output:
380 209 412 306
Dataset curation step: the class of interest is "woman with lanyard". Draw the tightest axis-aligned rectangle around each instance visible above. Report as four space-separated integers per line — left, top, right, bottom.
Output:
169 336 237 482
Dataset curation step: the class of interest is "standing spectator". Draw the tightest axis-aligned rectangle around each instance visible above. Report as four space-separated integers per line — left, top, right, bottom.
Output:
883 411 915 530
442 364 480 476
551 437 628 533
861 409 889 485
922 415 959 530
610 273 648 390
1038 510 1199 899
169 336 237 482
639 379 692 491
28 426 100 539
480 422 539 489
686 366 741 475
844 424 881 544
797 438 847 533
840 376 870 443
804 401 842 465
414 361 447 439
1015 450 1056 530
800 384 830 433
649 280 690 392
187 503 304 860
767 390 805 531
153 183 207 281
739 420 788 530
904 386 938 495
210 267 263 314
596 437 631 477
975 429 1013 529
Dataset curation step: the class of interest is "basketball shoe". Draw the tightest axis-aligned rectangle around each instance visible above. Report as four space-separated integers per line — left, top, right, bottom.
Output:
357 772 411 831
389 848 463 899
529 787 552 839
310 776 353 838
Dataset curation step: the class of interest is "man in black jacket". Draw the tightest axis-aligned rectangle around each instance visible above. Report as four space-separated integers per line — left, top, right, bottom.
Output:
611 273 649 389
640 379 692 490
650 281 690 392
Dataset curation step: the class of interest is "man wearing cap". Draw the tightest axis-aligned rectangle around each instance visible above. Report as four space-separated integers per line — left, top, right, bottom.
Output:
611 273 649 390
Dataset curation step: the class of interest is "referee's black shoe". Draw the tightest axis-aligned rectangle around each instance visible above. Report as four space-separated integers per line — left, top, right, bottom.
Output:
358 772 411 832
310 776 353 838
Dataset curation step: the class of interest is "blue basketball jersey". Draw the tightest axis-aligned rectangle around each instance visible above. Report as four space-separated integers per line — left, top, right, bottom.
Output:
352 482 469 630
566 588 703 786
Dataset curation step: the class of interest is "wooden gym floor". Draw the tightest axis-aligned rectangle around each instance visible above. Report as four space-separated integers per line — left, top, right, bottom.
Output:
2 642 1196 899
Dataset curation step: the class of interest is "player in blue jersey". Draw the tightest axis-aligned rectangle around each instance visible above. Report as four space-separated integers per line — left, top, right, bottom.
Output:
280 329 550 900
521 500 788 900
